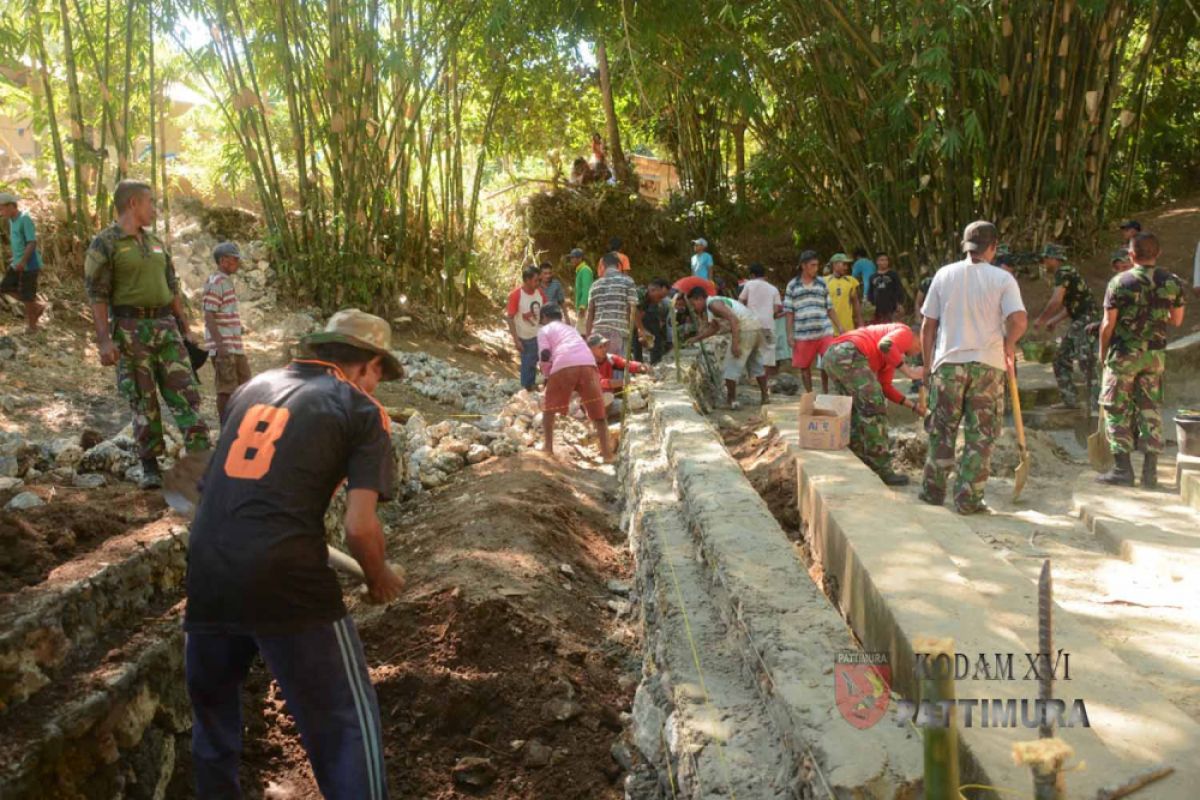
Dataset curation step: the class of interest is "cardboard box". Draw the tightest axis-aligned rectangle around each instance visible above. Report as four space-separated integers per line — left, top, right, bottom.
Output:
797 392 853 450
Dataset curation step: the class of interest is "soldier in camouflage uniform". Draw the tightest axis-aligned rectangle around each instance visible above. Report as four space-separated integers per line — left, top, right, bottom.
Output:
824 324 925 486
85 180 210 489
1034 243 1098 408
1096 232 1186 488
919 221 1027 514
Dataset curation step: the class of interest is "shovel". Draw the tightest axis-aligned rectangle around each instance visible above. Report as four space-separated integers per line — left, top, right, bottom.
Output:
1007 360 1031 501
1088 409 1114 472
163 448 388 587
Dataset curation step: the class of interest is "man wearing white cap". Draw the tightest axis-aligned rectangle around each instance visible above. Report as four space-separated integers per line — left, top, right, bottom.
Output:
0 191 45 333
690 238 713 281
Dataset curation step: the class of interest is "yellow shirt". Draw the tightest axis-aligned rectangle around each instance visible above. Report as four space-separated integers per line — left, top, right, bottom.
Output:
826 275 860 331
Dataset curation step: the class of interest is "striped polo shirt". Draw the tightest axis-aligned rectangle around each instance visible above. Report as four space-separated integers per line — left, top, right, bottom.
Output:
589 272 638 337
783 275 834 340
202 272 245 355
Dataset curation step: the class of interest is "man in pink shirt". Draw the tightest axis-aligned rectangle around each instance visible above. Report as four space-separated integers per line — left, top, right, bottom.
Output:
537 305 612 461
823 323 925 485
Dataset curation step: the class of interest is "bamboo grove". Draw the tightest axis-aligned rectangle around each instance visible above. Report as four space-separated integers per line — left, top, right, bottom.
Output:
2 0 1198 311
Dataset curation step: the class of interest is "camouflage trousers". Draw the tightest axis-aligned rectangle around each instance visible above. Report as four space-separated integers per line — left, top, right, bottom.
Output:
1053 317 1097 406
1100 350 1165 455
824 341 891 475
921 362 1005 512
114 317 210 460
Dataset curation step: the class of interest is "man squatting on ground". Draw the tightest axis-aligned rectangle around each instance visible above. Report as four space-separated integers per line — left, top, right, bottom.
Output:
185 309 406 799
1096 232 1186 488
920 220 1027 515
823 323 926 486
588 333 652 418
85 179 211 489
684 286 770 409
536 304 613 460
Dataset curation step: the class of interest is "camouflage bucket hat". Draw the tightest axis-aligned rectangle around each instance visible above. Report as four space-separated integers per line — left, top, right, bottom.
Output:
1110 248 1131 263
302 309 404 381
828 253 852 265
1041 243 1068 260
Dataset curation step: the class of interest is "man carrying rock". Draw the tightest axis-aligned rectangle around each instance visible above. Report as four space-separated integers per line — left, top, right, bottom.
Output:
85 180 210 489
505 265 547 393
0 191 45 334
185 308 405 799
587 333 652 418
537 305 611 461
919 220 1027 515
823 323 926 486
1033 243 1099 409
1096 232 1186 488
685 287 769 409
204 242 252 422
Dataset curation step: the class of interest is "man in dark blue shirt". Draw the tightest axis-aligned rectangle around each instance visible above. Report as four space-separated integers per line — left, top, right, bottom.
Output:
185 309 405 799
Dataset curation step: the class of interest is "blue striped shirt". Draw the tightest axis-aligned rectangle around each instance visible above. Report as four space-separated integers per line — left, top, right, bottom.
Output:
783 276 833 339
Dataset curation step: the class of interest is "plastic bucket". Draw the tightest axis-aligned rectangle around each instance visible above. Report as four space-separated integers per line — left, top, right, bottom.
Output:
1177 413 1200 458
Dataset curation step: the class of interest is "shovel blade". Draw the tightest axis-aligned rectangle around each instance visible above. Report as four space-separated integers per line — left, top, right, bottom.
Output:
1088 429 1114 472
1013 453 1030 501
163 449 214 519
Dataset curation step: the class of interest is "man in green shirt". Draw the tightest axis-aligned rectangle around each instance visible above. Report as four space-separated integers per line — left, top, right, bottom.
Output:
0 191 45 333
85 180 210 489
570 247 593 333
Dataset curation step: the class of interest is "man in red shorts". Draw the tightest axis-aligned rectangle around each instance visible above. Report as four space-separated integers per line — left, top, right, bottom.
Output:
783 250 843 392
537 304 612 461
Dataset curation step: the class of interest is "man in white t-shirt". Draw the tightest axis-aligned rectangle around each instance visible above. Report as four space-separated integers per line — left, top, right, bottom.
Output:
685 288 768 409
738 263 784 376
919 220 1027 514
506 265 548 391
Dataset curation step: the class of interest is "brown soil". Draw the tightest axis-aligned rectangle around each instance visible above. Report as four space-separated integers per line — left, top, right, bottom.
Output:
0 486 167 593
172 453 635 799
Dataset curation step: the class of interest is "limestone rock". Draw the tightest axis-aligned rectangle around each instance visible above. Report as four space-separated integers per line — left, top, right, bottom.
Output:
72 473 107 489
431 451 463 473
452 756 497 788
490 439 519 457
523 739 553 769
542 698 584 723
466 444 491 464
438 437 470 456
771 373 801 396
0 455 17 478
5 491 45 511
427 421 454 443
0 476 23 492
419 468 448 489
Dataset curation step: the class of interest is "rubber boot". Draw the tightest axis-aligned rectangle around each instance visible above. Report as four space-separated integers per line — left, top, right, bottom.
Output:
1095 453 1134 486
880 471 910 487
1141 453 1158 490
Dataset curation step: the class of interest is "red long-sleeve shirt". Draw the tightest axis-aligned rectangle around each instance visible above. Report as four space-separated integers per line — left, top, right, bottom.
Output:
829 323 913 404
595 354 647 391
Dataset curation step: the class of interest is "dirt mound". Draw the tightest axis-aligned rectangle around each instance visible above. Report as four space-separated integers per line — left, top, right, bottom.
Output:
185 452 635 799
0 487 167 592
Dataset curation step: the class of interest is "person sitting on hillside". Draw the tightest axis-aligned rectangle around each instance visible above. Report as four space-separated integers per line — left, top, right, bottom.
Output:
569 157 593 186
537 305 611 461
587 333 652 418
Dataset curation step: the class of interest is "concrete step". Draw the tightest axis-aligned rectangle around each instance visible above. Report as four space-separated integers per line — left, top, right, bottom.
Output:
623 415 795 798
0 604 189 799
1177 453 1200 493
649 388 923 797
0 520 187 716
769 401 1200 799
1075 481 1200 585
1183 472 1200 514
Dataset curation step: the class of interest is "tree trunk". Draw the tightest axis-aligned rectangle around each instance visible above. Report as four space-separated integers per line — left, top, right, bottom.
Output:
30 0 73 222
733 120 747 209
57 0 90 232
595 39 629 184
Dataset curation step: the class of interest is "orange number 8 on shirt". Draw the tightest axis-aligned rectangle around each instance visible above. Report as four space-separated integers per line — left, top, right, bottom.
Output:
224 404 291 480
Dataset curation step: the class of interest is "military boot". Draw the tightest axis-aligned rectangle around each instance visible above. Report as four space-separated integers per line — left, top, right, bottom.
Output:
1141 453 1158 490
139 457 163 490
1095 453 1134 486
880 471 910 487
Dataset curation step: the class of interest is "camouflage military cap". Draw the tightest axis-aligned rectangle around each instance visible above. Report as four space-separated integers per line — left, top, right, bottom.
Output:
1041 243 1068 260
1110 248 1131 263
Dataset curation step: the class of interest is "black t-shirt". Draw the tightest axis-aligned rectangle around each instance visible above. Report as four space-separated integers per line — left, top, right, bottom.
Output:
184 360 395 635
869 271 906 315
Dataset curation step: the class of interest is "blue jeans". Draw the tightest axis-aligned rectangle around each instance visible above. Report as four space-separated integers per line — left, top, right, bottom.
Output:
185 617 388 799
519 337 539 391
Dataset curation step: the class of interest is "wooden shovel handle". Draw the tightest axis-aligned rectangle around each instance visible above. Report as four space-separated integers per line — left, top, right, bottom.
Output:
1007 361 1027 450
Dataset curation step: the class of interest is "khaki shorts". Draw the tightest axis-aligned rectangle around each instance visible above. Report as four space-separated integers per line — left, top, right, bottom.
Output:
212 353 252 395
